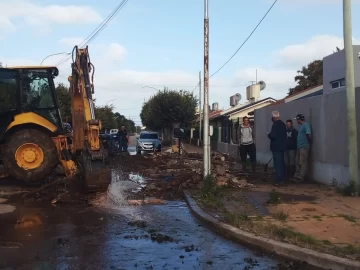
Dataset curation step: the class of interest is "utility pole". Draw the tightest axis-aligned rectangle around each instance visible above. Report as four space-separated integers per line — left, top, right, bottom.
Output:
343 0 359 191
203 0 210 177
199 71 202 145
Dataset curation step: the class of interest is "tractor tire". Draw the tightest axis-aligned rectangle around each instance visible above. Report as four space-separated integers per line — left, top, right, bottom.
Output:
2 129 59 186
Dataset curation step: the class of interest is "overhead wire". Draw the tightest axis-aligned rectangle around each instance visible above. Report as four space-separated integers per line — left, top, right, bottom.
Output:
192 0 278 92
55 0 129 67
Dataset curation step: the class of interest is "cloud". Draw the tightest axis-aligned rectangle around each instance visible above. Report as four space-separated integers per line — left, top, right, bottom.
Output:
233 35 360 101
59 37 85 47
5 34 360 124
233 68 295 100
275 35 360 68
104 43 127 62
0 1 101 34
0 17 15 32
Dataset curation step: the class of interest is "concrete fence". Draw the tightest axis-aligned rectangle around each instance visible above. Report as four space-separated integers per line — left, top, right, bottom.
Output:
254 88 360 186
189 88 360 186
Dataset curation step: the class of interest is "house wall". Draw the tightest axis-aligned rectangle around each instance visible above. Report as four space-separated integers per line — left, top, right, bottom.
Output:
254 88 360 186
323 45 360 95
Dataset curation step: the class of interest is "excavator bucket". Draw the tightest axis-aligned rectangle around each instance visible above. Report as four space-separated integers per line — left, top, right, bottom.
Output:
80 152 112 193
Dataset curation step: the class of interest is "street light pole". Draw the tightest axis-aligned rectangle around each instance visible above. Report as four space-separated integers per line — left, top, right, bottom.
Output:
203 0 210 177
40 52 70 65
142 85 160 91
199 71 202 146
106 99 116 106
343 0 358 192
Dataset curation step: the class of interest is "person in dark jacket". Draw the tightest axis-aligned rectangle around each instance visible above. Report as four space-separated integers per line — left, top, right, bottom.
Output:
117 125 129 152
285 119 298 178
267 111 287 185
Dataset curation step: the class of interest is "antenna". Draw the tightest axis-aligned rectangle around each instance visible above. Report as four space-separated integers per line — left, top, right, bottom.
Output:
235 93 242 101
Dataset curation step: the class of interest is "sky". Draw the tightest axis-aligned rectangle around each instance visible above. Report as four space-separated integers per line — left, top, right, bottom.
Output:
1 0 360 125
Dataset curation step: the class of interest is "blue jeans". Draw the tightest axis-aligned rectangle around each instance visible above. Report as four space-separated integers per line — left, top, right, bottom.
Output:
272 151 285 183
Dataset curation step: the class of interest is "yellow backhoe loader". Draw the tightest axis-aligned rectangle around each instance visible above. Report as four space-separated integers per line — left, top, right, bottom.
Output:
0 46 111 191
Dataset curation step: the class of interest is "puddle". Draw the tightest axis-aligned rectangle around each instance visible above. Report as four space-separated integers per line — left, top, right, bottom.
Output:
127 146 137 156
0 204 16 215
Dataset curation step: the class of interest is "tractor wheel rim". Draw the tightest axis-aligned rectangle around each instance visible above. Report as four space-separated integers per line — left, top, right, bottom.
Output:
15 143 44 170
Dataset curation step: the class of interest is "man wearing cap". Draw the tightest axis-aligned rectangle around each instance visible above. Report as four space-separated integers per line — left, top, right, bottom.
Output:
294 114 312 181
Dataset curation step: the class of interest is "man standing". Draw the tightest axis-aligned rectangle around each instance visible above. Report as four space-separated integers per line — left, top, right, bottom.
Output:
117 125 129 152
237 116 256 173
293 114 312 181
267 111 286 185
285 119 298 178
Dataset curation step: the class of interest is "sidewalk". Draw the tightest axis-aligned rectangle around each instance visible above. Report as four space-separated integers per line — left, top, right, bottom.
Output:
183 143 203 154
189 173 360 262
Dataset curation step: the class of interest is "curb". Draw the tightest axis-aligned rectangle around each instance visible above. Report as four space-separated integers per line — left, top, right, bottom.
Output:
183 191 360 270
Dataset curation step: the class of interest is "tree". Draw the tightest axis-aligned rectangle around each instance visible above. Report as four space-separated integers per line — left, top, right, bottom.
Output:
140 88 197 131
288 60 323 96
56 83 72 122
55 83 135 132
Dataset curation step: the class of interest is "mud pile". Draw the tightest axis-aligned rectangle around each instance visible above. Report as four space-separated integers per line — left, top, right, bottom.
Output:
112 151 235 199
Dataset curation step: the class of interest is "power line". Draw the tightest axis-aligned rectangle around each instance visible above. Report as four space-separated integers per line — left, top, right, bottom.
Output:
210 0 278 77
56 0 129 67
193 0 278 91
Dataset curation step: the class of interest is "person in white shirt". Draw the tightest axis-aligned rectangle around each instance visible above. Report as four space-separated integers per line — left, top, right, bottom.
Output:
237 116 256 172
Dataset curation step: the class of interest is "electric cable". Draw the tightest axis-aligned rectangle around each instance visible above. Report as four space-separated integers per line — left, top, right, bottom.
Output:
56 0 129 67
192 0 278 91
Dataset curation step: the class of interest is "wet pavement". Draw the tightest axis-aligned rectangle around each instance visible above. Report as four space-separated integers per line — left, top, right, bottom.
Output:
0 199 288 270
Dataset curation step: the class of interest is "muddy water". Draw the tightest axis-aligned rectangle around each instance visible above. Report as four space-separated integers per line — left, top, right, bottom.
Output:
0 168 283 270
0 199 288 270
0 147 317 269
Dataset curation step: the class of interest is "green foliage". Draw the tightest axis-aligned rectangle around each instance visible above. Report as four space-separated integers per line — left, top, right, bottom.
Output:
288 60 323 96
140 88 197 130
55 83 72 121
55 83 135 132
267 189 281 205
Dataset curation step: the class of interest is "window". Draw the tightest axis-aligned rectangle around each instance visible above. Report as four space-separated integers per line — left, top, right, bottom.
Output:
21 70 55 109
331 78 345 90
140 133 159 139
0 70 18 113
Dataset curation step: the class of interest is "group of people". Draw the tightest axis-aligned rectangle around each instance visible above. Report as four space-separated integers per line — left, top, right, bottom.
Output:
237 112 312 185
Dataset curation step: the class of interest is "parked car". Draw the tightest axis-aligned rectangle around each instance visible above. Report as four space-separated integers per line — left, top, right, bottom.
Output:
136 131 161 154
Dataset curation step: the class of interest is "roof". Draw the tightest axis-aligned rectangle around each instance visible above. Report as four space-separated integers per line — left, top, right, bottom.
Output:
217 97 277 118
194 110 223 123
285 85 323 103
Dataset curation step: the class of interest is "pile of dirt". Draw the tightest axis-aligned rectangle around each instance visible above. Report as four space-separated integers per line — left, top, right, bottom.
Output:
111 151 236 199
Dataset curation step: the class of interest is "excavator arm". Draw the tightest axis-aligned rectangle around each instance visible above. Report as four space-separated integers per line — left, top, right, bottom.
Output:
67 46 111 191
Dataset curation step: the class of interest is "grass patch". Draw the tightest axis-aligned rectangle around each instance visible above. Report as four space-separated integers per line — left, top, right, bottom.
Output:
267 189 281 205
339 214 356 223
271 211 288 222
223 212 250 226
336 181 359 197
220 209 360 260
301 207 317 212
312 215 323 221
197 175 224 209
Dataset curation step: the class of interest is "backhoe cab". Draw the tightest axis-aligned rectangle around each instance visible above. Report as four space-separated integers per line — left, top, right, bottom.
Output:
0 46 111 191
